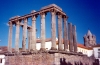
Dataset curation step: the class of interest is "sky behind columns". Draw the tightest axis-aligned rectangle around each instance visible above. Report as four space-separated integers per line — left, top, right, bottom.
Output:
0 0 100 48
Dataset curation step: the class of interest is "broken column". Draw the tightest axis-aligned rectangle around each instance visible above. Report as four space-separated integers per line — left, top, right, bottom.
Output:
51 9 57 50
28 27 32 51
63 16 68 51
8 22 13 53
31 16 36 51
58 13 63 51
22 18 27 51
15 20 20 52
40 12 46 51
68 23 73 52
72 25 77 52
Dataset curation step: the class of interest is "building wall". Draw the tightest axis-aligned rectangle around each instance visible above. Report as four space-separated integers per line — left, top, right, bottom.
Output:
93 47 100 59
36 41 52 50
77 47 87 54
0 55 5 65
87 50 93 57
36 41 93 57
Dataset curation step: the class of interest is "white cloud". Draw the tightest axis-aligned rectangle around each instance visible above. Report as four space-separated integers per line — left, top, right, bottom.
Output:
4 23 9 26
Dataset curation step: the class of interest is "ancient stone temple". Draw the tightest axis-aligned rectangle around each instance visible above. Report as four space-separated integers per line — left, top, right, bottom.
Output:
7 4 77 53
6 4 94 65
83 30 96 47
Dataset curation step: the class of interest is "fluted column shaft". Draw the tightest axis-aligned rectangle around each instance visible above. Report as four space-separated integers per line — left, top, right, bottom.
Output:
22 18 27 51
31 16 36 51
63 16 68 51
73 25 77 52
8 22 13 53
51 10 57 50
15 20 20 52
68 23 73 52
40 12 46 50
28 28 32 51
58 13 63 51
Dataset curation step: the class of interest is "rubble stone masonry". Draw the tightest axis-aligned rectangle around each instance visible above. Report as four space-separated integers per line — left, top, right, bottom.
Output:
5 53 94 65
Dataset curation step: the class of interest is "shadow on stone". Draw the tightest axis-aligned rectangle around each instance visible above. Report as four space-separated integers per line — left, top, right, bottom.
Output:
74 62 79 65
93 59 99 65
60 58 72 65
80 61 83 65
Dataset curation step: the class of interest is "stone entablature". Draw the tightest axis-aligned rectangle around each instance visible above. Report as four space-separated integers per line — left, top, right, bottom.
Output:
9 4 66 22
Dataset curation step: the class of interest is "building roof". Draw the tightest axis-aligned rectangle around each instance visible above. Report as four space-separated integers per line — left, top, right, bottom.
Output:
77 43 93 50
87 30 92 36
0 46 14 53
93 44 100 47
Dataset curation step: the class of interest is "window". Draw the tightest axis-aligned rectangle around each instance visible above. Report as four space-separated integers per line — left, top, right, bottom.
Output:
0 59 2 63
98 49 100 51
98 52 100 58
86 51 87 53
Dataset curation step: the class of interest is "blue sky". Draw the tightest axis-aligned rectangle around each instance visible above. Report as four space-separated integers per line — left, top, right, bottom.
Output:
0 0 100 48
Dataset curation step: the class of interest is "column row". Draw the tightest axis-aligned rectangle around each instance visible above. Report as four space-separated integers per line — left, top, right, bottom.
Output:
8 11 77 53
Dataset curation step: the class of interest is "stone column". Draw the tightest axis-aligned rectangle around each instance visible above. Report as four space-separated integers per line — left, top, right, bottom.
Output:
22 18 27 51
72 25 77 52
58 13 63 51
68 23 73 52
28 28 32 51
8 22 13 53
31 16 36 51
63 16 68 51
50 9 57 50
40 12 46 51
15 20 20 52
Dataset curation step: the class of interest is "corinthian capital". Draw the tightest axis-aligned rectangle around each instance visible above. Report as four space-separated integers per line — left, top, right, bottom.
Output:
32 15 36 21
50 9 56 15
57 12 62 19
40 12 46 19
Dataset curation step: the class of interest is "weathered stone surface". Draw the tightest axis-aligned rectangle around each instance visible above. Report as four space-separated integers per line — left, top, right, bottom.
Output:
51 10 57 50
58 13 63 51
31 16 36 51
40 12 46 51
5 53 94 65
28 28 32 51
68 23 73 52
22 18 27 51
72 25 77 52
15 20 20 52
41 4 62 11
8 22 13 53
63 16 68 51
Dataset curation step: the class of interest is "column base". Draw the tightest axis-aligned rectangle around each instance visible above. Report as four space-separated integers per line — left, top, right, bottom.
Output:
14 51 20 55
40 48 46 52
58 49 64 51
64 49 68 51
30 49 37 54
51 47 57 50
7 51 12 54
22 48 26 52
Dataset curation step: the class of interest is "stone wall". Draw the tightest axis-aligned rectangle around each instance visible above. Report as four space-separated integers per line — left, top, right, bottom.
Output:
5 53 94 65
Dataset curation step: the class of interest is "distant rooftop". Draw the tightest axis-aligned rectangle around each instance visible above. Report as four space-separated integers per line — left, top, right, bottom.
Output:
87 30 92 36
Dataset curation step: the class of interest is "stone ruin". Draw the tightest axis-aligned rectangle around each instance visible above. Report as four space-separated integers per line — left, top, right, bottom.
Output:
6 4 95 65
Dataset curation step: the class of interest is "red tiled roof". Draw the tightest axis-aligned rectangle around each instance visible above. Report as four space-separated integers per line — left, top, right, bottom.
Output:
93 44 100 47
77 43 93 50
0 46 14 53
